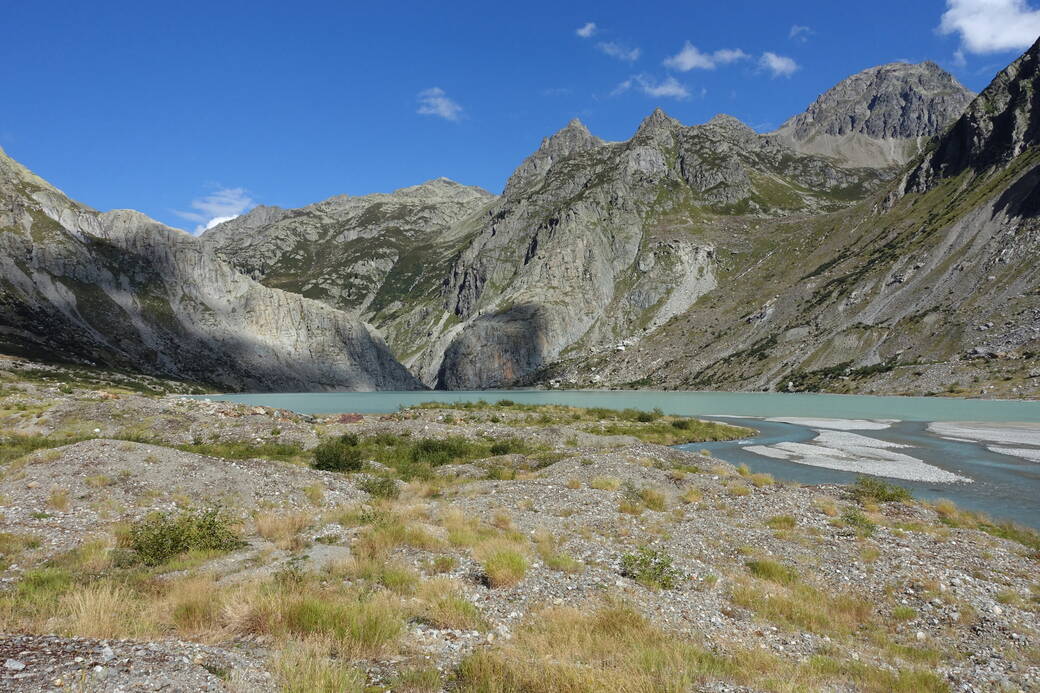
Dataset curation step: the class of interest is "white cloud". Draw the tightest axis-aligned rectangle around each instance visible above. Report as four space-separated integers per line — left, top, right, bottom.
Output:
576 22 597 38
613 74 691 100
663 42 749 71
175 187 253 234
760 52 799 77
417 87 464 121
939 0 1040 54
789 25 813 42
598 41 641 62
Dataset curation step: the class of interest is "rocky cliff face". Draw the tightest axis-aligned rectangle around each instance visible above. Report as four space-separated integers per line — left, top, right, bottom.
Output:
0 147 423 392
775 61 974 168
902 38 1040 192
575 44 1040 396
203 179 495 369
427 110 883 389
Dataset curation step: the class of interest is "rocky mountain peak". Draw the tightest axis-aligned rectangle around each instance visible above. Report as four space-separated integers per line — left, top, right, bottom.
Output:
635 108 682 138
503 117 604 196
774 60 975 167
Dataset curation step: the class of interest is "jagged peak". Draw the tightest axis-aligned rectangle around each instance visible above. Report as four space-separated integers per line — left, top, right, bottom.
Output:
635 108 681 136
538 117 600 151
503 118 604 195
565 117 589 132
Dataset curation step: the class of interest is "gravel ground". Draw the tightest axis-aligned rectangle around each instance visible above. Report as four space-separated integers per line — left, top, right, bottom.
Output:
0 359 1037 691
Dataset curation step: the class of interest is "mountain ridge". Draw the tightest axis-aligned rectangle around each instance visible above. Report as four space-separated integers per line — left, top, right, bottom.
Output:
4 53 1037 396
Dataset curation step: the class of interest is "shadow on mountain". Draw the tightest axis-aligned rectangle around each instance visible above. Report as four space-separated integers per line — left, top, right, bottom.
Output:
994 163 1040 219
435 303 550 390
0 232 422 393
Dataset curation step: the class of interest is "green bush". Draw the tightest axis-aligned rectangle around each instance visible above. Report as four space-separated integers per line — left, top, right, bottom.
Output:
620 547 683 589
841 508 876 537
495 399 515 407
489 438 527 456
127 508 243 566
849 476 912 504
312 435 363 472
359 476 400 500
670 419 690 430
409 437 480 466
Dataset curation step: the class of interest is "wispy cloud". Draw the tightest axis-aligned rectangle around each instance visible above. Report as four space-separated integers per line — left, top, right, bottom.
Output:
576 22 597 38
759 52 799 77
789 25 813 42
175 187 254 234
663 42 749 71
598 41 641 62
938 0 1040 54
613 74 691 100
417 87 464 121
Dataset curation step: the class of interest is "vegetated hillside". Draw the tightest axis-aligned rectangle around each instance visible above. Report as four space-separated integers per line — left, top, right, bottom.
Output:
0 147 422 392
548 41 1040 398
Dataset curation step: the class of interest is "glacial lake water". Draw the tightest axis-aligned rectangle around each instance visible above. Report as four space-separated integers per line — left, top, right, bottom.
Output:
198 390 1040 528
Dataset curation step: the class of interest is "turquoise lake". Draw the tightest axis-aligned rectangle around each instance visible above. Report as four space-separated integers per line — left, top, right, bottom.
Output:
200 389 1040 422
198 390 1040 528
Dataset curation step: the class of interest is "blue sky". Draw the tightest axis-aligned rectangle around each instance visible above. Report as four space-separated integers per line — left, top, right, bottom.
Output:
2 0 1038 231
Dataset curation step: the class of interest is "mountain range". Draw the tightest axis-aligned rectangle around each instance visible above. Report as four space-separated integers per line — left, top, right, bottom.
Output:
3 41 1039 395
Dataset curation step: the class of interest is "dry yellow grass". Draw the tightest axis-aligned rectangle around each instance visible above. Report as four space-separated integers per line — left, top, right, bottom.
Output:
491 510 515 531
474 538 528 588
157 576 223 638
416 577 486 630
814 497 839 517
589 476 621 491
680 487 703 504
255 510 313 550
302 483 325 506
61 582 140 638
638 488 667 511
48 487 70 511
270 636 364 693
455 601 946 693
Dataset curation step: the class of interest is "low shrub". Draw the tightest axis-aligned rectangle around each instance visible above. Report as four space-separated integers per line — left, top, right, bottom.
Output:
841 509 876 537
488 438 526 456
358 476 400 500
620 547 683 589
410 437 481 467
849 476 912 504
127 508 242 566
312 435 363 473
